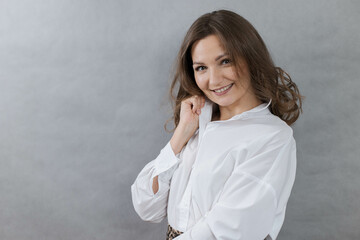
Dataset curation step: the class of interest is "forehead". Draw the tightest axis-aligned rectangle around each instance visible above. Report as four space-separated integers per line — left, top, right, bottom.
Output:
191 35 226 61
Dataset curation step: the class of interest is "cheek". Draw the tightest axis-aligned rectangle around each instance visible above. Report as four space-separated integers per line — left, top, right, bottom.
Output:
224 67 238 80
226 67 250 88
195 75 207 90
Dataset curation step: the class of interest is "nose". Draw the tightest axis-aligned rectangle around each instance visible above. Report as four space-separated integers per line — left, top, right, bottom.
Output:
209 67 222 88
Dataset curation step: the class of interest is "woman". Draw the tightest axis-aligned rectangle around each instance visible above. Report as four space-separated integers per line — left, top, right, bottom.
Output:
131 10 303 240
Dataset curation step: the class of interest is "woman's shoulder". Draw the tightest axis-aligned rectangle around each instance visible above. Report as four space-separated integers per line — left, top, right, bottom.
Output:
266 115 293 140
238 115 294 155
246 113 294 141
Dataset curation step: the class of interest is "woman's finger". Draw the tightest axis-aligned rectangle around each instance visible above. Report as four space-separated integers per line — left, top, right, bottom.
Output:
182 96 194 111
182 95 204 115
196 97 202 114
192 96 202 115
190 96 197 114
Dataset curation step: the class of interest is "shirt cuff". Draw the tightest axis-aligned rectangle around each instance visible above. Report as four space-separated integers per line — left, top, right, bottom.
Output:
151 141 181 182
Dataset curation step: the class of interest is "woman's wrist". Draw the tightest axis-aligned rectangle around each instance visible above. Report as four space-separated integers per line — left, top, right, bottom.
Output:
170 124 194 155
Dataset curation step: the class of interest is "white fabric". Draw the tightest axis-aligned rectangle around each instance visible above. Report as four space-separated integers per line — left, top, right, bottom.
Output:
131 98 296 240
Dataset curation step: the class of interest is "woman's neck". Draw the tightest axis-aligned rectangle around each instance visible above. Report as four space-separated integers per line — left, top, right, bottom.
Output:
211 98 262 121
211 104 220 121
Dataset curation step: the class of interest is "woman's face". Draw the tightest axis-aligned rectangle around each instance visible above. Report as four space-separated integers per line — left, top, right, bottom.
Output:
191 34 256 109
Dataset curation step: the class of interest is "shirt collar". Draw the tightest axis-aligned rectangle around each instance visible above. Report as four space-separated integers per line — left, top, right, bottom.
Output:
204 98 272 121
230 99 272 119
198 99 272 140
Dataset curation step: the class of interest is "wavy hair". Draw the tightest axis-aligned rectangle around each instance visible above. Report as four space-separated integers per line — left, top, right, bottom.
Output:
165 10 304 132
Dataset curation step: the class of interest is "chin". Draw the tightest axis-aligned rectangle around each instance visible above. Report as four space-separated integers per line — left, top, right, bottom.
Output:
208 95 236 107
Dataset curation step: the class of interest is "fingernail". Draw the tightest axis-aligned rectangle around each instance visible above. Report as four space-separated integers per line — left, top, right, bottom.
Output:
197 109 201 114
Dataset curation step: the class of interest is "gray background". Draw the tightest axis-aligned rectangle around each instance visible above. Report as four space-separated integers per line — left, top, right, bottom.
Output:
1 0 359 239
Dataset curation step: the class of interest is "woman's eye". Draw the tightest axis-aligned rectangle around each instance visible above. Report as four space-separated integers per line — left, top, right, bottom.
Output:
195 66 206 72
221 59 231 65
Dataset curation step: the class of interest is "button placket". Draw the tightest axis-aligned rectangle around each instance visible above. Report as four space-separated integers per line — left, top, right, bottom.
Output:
178 124 211 231
178 180 192 230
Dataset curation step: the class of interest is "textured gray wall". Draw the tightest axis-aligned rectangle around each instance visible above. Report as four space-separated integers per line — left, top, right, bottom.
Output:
1 0 359 239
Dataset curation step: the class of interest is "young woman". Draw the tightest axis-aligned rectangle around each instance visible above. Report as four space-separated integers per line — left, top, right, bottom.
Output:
131 10 303 240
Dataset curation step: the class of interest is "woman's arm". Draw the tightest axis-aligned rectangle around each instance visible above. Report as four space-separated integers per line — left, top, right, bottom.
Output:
152 124 192 194
131 140 181 222
132 95 205 222
131 124 198 222
152 95 205 194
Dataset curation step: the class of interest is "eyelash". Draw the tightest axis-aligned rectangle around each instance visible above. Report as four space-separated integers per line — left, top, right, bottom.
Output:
194 59 231 72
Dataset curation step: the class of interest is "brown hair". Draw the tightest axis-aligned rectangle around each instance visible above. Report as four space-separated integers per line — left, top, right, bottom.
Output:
165 10 304 132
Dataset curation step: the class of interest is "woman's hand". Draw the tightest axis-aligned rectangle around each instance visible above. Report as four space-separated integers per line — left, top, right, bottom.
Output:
178 95 206 134
170 95 205 155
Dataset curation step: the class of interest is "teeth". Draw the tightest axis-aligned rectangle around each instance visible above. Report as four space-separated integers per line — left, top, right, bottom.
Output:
214 84 232 93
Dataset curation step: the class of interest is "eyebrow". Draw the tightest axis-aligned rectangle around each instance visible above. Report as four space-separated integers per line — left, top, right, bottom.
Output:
192 53 229 65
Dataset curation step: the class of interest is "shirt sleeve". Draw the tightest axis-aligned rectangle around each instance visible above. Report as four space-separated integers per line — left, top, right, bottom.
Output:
175 136 296 240
131 141 182 223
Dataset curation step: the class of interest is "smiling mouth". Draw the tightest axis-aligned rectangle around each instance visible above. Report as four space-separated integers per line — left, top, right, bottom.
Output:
211 83 234 93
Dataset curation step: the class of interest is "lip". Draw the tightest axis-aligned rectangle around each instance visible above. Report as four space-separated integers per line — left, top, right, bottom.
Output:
211 83 234 96
211 83 233 91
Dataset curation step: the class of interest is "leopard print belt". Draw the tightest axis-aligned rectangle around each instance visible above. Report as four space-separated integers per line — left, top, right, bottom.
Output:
166 224 183 240
166 224 271 240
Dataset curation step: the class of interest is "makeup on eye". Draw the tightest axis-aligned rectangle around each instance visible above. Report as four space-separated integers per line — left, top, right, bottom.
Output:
195 66 207 72
193 57 232 72
220 58 231 65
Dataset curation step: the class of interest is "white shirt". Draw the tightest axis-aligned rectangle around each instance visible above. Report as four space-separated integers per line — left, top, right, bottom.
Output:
131 98 296 240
